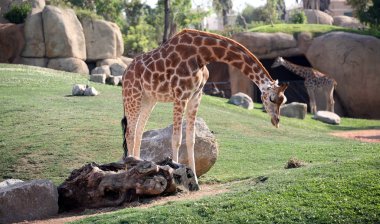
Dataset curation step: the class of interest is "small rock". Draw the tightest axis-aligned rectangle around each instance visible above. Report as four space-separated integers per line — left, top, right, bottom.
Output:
314 111 341 125
90 73 106 84
228 92 254 110
84 86 99 96
72 84 86 96
91 65 111 78
281 102 307 119
110 63 127 76
106 75 121 86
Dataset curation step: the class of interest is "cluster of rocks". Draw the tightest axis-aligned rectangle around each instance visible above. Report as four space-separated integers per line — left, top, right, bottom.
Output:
0 117 218 223
304 9 363 29
72 84 99 96
0 0 131 80
228 93 340 125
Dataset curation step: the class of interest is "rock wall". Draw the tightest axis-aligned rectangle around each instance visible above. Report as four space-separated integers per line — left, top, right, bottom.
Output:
0 2 127 75
306 32 380 119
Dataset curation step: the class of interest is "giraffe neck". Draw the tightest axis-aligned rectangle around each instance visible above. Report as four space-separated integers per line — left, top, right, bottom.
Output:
280 59 311 79
168 29 275 92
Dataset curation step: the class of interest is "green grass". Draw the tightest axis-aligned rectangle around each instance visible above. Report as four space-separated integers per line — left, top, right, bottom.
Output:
250 24 380 38
1 64 380 223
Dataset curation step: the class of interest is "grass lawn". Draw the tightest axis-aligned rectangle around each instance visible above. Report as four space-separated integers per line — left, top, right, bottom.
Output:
1 64 379 223
249 24 380 38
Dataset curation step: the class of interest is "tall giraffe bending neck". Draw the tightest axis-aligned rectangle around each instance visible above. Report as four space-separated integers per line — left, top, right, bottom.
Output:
122 29 288 186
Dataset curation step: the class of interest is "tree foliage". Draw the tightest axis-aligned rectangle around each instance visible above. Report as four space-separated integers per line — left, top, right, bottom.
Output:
212 0 233 26
347 0 380 30
288 9 307 24
4 2 32 24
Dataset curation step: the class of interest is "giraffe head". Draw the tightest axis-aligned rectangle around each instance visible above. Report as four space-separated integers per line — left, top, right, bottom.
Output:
271 57 285 68
261 81 288 128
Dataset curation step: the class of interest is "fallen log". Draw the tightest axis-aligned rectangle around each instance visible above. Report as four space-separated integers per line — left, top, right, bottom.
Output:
58 157 199 211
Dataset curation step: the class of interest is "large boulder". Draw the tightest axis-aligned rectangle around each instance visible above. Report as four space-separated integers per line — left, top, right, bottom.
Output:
306 32 380 119
81 18 124 61
0 179 58 223
140 117 218 177
281 102 307 119
20 57 48 67
232 32 299 59
0 23 24 63
228 92 254 110
304 9 333 25
47 57 89 74
314 111 341 125
42 5 86 59
22 11 45 57
333 15 363 29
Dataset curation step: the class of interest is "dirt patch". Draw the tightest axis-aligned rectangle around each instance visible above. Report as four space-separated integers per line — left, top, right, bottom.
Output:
330 129 380 143
285 157 306 169
21 183 229 224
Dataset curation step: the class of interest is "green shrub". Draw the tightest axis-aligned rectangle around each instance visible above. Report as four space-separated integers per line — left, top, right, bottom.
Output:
289 9 307 24
4 2 32 24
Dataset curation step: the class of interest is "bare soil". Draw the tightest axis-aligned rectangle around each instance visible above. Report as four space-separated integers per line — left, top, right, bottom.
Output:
20 184 229 224
330 129 380 143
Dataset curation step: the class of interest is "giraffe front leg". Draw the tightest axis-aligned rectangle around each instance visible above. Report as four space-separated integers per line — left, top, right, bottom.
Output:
185 91 203 185
307 88 317 114
327 85 335 113
172 100 186 162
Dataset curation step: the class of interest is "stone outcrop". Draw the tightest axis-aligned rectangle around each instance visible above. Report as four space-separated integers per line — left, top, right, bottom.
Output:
333 15 362 29
0 23 24 63
232 32 301 59
20 57 48 67
22 11 45 57
281 102 307 119
140 117 218 177
228 92 254 110
314 111 341 125
42 6 86 59
47 57 89 74
0 179 58 223
306 32 380 119
81 18 124 61
304 9 333 25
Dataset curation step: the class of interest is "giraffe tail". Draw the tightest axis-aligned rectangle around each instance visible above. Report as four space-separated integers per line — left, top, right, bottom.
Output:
121 116 128 159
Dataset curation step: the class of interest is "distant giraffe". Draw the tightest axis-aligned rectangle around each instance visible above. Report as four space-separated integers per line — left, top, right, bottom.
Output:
272 57 337 114
122 29 288 185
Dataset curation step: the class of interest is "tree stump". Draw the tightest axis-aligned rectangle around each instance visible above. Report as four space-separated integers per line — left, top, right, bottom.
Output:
58 157 199 211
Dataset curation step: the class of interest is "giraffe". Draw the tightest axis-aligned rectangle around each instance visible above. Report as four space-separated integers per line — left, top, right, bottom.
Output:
271 57 337 114
122 29 288 185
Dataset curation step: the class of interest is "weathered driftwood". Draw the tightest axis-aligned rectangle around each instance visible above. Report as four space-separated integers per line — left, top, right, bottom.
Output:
58 157 199 211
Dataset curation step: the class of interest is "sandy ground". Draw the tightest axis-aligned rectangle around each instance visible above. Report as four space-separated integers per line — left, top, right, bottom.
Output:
18 130 379 223
20 183 229 224
330 129 380 143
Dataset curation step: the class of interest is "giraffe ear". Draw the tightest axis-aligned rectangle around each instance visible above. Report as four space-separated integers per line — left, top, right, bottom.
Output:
279 83 289 92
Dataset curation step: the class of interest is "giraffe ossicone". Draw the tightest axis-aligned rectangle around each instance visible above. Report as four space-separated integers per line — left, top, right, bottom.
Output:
122 29 288 186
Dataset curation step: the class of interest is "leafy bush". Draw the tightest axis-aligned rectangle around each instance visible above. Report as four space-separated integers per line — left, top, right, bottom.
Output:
4 2 32 24
289 9 307 24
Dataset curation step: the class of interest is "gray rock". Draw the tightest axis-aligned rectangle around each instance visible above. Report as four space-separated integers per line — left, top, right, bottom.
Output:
96 58 125 67
20 57 48 67
22 11 45 57
120 56 133 67
81 18 123 61
314 111 341 125
91 65 111 77
47 57 89 74
281 102 307 119
228 92 254 110
90 73 106 84
333 16 363 29
110 62 127 76
72 84 87 96
0 179 23 188
140 117 218 177
0 179 58 223
84 86 99 96
304 9 333 25
42 6 86 59
106 75 121 86
306 32 380 119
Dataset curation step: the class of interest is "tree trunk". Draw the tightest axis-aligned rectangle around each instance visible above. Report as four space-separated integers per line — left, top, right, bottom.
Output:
58 157 199 211
163 0 170 43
